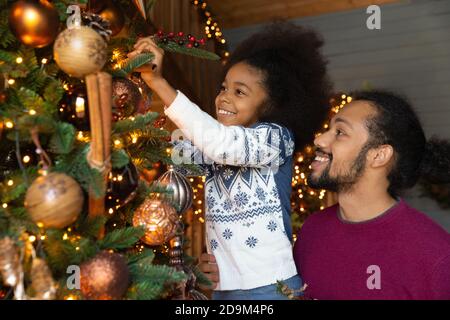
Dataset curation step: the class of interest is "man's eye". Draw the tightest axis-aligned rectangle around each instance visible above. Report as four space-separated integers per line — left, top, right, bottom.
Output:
220 85 226 91
336 129 345 136
236 89 245 96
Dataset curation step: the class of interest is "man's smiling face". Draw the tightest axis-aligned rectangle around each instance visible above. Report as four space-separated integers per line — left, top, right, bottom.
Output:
308 100 377 192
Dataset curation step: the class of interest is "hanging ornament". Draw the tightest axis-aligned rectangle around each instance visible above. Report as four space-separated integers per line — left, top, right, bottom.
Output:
132 0 146 20
54 26 107 78
112 78 145 121
132 197 179 246
24 172 84 228
157 166 193 214
80 251 129 300
98 1 125 37
106 162 139 212
129 73 152 114
30 257 56 300
140 162 161 183
8 0 60 48
0 237 21 288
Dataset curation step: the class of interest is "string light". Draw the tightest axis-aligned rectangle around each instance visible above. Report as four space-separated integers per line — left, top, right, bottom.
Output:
16 57 23 64
5 121 14 128
41 58 48 64
7 180 13 186
2 203 7 208
7 79 15 85
29 109 36 115
191 0 229 60
291 93 351 237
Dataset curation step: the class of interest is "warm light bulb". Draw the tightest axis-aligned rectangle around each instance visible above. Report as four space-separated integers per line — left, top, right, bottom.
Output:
29 109 36 115
16 57 23 64
8 79 15 85
7 180 13 186
23 155 31 163
75 97 85 117
2 203 7 208
29 235 36 242
5 121 14 129
41 58 48 64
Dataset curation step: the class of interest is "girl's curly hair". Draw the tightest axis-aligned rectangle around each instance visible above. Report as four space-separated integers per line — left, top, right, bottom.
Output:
224 20 333 151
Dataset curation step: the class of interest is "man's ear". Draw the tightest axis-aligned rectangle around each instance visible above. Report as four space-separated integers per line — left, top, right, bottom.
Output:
369 144 394 168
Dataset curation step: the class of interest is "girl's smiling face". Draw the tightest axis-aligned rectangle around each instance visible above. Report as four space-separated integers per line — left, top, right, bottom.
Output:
215 62 268 127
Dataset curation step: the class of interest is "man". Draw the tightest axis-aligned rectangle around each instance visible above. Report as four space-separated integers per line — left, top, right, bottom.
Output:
200 90 450 299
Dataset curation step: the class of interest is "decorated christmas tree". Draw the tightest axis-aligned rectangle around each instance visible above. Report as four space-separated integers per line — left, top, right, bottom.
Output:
0 0 219 300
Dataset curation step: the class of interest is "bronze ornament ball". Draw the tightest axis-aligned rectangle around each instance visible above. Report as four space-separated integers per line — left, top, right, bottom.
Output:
98 1 125 37
132 198 179 246
8 0 60 48
80 251 130 300
24 172 84 229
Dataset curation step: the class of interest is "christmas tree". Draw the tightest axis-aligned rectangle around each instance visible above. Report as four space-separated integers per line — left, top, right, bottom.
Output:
0 0 219 300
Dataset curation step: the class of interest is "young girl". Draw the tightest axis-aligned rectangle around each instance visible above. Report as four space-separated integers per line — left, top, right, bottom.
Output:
129 21 332 300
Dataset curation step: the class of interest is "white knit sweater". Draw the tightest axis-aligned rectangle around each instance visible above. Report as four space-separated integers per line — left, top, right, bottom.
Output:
165 91 298 290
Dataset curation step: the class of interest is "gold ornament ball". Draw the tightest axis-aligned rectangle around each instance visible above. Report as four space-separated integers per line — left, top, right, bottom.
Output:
99 1 125 36
8 0 60 48
53 26 108 78
80 251 130 300
25 172 84 229
133 198 179 246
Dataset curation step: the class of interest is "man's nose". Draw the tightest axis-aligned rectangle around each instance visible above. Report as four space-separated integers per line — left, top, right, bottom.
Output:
314 131 331 150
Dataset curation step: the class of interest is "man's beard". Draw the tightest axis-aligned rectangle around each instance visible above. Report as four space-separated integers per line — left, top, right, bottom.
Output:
308 143 372 193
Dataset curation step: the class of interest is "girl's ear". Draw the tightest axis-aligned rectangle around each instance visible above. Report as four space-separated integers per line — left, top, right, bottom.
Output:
369 144 394 168
258 98 273 119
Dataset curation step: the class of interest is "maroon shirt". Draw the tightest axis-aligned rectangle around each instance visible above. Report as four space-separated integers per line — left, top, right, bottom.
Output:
294 199 450 300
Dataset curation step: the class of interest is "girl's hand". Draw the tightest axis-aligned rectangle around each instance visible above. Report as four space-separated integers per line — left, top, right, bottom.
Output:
198 253 220 290
127 36 165 87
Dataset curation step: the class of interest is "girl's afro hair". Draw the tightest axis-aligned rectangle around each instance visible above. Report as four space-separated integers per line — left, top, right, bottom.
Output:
224 20 333 151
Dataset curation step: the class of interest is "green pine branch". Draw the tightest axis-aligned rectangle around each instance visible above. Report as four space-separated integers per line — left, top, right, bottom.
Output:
112 52 155 77
158 41 220 61
75 215 108 239
98 226 145 250
112 112 159 134
111 149 130 169
54 144 105 197
49 122 76 154
43 229 97 276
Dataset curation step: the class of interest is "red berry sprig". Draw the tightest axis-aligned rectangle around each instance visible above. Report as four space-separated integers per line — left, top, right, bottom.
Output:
155 30 206 49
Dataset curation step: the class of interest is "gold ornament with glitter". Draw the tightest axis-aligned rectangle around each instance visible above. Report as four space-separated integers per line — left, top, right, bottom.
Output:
30 258 56 300
0 237 21 287
132 197 179 246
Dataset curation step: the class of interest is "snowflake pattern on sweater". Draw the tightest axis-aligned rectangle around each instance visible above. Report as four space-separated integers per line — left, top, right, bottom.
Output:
165 91 298 290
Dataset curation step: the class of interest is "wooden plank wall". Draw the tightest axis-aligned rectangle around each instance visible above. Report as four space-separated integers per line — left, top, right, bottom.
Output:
148 1 224 258
222 0 450 231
